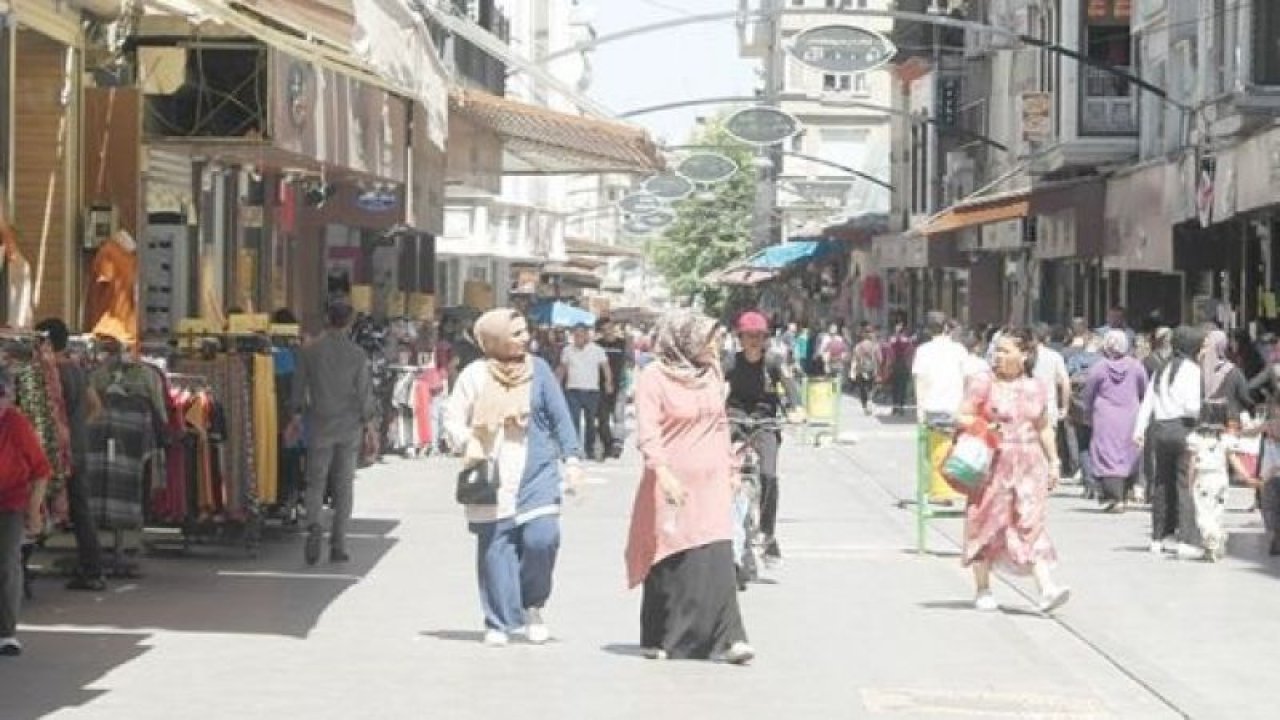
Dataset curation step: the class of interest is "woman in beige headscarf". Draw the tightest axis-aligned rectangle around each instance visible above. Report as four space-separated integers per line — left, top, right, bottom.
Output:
445 309 583 647
625 309 755 664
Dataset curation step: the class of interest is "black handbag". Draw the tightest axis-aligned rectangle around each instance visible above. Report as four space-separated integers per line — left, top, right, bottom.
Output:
456 457 500 505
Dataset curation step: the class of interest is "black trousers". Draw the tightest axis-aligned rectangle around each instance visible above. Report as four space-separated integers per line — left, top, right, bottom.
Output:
597 392 619 453
891 366 910 411
853 375 874 410
1150 420 1190 541
752 431 781 539
65 470 103 578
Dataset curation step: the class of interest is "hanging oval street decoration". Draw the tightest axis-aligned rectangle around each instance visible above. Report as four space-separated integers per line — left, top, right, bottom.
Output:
789 24 896 74
725 106 802 146
643 173 695 201
639 209 676 230
623 218 656 236
617 192 665 215
676 152 739 184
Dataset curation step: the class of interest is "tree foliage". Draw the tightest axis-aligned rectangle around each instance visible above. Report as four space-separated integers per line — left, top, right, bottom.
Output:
646 122 756 318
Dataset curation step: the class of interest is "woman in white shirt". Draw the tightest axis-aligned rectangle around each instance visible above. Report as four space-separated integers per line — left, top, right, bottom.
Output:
1133 326 1205 555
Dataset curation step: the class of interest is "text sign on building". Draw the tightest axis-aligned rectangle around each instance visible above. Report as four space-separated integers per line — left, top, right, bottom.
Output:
644 173 695 201
724 107 802 146
788 25 896 75
676 152 738 184
618 192 664 215
1021 91 1053 141
935 76 962 129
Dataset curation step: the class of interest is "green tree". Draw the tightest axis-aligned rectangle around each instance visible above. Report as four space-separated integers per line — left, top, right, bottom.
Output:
646 122 756 318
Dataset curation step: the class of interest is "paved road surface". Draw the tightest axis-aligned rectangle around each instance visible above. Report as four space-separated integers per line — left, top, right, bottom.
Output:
4 398 1274 719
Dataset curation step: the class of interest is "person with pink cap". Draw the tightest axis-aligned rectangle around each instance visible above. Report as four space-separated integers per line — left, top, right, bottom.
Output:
724 310 793 569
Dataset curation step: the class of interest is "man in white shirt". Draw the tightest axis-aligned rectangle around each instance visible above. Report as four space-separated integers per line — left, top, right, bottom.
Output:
912 312 970 504
557 324 613 461
1031 324 1072 427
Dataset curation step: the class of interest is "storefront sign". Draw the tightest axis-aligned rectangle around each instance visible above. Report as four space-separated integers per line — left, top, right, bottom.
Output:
1087 0 1131 22
356 188 399 213
676 152 738 184
271 50 408 183
788 25 896 74
936 76 962 129
724 107 801 146
1021 92 1053 141
618 192 664 215
643 173 695 201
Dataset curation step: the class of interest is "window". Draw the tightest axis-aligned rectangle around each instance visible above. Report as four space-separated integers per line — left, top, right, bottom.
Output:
1255 0 1280 85
1080 1 1135 135
823 73 852 92
852 73 869 94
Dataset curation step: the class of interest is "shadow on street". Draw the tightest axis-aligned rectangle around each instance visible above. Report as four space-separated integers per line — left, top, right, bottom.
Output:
22 518 400 638
0 629 151 720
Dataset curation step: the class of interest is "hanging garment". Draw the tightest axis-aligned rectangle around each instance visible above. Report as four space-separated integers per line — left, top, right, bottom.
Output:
84 236 140 345
252 354 279 505
85 393 156 530
13 359 71 522
414 372 436 447
2 251 35 329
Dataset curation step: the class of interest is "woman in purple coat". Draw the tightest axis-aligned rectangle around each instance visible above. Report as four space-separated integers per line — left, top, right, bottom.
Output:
1084 330 1149 512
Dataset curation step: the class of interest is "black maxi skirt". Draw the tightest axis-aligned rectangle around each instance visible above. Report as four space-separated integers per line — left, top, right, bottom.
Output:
641 540 748 659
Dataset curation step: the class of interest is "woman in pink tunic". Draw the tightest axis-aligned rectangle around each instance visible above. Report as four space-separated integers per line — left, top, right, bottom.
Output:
958 329 1071 614
625 310 753 663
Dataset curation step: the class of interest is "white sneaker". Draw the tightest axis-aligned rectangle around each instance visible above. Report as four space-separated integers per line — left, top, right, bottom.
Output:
483 629 509 647
722 641 755 665
1149 540 1164 554
974 591 999 612
1038 586 1072 614
642 647 668 660
524 608 550 644
1161 536 1179 554
1176 543 1207 561
0 637 22 657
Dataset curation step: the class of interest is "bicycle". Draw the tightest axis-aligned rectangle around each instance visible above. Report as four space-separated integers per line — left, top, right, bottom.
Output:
729 412 784 590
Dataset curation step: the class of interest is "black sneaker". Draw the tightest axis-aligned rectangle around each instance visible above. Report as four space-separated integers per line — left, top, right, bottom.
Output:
304 525 323 566
763 537 782 566
330 548 350 564
66 575 107 592
1270 535 1280 557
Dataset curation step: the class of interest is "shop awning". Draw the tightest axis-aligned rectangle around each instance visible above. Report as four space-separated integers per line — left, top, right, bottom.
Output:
450 89 665 176
919 189 1031 236
706 266 779 286
542 263 603 289
743 239 838 269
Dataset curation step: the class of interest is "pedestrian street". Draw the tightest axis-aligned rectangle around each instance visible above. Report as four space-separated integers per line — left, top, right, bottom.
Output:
4 397 1276 720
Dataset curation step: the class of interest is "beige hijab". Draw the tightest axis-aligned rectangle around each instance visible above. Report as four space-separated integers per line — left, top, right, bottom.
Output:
470 309 534 436
654 309 721 387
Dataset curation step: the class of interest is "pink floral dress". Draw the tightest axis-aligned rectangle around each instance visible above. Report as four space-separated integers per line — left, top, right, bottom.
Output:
961 373 1058 574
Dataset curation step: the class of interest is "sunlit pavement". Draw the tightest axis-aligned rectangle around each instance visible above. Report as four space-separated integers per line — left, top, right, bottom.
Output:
5 398 1276 719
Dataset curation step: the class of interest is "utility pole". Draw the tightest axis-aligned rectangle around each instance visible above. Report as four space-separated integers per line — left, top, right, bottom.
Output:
753 0 783 251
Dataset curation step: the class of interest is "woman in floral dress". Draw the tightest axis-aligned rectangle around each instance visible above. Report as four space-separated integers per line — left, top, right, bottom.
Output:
957 328 1071 614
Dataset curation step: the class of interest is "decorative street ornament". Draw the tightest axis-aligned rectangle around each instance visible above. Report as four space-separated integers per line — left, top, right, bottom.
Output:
676 152 738 184
639 209 676 230
643 173 695 201
724 106 802 146
617 192 664 215
623 218 656 235
789 24 896 74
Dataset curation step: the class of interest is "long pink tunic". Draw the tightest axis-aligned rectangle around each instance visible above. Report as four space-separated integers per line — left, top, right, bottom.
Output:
626 365 735 588
962 374 1058 574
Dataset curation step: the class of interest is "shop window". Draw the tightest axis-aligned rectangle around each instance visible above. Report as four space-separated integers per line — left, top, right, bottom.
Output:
143 43 268 138
1080 1 1135 136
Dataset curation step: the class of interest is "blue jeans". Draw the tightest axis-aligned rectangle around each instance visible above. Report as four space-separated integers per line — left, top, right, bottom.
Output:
565 389 600 457
470 515 561 632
